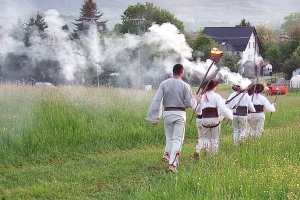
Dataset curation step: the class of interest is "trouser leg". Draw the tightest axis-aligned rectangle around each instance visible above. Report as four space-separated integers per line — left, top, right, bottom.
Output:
239 116 248 142
256 117 265 138
164 114 185 167
232 117 240 146
164 116 174 160
210 125 220 154
195 119 203 151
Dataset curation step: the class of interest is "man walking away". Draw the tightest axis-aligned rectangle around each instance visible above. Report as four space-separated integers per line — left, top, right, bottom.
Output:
146 64 198 173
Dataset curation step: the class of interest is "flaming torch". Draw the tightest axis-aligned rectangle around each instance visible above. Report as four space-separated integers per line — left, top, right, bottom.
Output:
190 47 223 123
195 47 223 94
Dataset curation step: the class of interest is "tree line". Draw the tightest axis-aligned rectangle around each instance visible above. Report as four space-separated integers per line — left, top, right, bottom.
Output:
1 0 300 86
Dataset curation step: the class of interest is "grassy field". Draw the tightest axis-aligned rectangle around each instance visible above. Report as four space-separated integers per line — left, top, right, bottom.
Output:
0 84 299 199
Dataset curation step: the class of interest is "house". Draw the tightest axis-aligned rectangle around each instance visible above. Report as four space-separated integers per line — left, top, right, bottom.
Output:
203 26 263 78
292 68 300 77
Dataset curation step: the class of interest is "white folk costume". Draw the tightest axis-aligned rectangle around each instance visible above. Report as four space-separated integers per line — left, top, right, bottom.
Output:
194 103 208 158
226 86 255 146
249 84 275 138
194 80 233 157
146 64 197 172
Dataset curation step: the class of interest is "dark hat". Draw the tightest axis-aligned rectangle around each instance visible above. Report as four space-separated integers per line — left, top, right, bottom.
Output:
232 84 241 91
202 80 220 91
249 83 264 94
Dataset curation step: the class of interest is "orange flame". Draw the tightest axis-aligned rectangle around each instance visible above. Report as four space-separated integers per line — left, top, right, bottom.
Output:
211 47 223 54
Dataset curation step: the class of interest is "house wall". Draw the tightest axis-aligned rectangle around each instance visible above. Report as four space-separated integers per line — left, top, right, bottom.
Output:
241 33 260 65
292 68 300 77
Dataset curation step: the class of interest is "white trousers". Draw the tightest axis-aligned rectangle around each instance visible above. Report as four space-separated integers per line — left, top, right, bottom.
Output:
163 114 186 167
232 115 248 145
195 118 211 153
198 117 221 155
250 113 265 138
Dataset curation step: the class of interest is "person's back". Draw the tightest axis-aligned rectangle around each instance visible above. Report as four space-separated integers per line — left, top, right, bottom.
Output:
249 84 275 138
194 80 233 157
226 85 255 146
160 78 193 108
147 63 197 173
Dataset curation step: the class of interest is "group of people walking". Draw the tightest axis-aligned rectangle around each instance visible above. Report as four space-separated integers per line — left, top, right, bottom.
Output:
146 63 276 173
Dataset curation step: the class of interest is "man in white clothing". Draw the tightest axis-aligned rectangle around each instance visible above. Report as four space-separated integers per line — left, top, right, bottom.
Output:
194 80 234 158
248 84 276 138
146 64 198 173
226 85 256 146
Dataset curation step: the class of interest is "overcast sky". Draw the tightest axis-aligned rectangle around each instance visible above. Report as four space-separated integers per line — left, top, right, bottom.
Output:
1 0 300 31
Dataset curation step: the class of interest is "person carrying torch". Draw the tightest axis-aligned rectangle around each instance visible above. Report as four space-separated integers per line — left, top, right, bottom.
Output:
193 48 235 159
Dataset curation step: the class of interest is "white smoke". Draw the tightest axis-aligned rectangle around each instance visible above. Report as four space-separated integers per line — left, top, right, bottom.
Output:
44 9 86 80
0 9 252 87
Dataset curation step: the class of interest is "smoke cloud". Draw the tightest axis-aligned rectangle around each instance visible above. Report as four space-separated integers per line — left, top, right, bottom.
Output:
0 9 252 88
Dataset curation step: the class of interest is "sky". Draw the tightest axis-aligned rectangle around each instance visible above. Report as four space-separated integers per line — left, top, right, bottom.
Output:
1 0 300 31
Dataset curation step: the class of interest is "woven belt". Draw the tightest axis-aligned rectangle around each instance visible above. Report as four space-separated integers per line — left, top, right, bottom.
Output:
234 106 247 116
197 115 202 119
202 107 218 118
253 105 264 113
164 107 186 111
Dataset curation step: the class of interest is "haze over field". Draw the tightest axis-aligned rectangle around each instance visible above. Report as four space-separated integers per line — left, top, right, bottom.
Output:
1 0 300 31
0 0 297 88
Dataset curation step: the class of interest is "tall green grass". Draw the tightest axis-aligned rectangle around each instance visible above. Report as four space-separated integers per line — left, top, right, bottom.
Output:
0 84 299 199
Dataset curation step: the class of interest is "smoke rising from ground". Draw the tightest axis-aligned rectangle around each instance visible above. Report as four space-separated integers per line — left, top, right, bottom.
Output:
0 9 251 88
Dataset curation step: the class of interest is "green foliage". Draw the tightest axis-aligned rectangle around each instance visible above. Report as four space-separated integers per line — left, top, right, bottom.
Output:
217 52 242 73
192 32 218 61
279 40 300 63
239 18 251 27
283 49 300 79
24 12 48 47
255 25 279 57
281 12 300 39
73 0 107 38
265 43 282 70
62 24 69 31
117 2 184 34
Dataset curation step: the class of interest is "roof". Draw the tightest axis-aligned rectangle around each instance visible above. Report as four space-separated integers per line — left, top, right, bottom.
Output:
203 27 262 51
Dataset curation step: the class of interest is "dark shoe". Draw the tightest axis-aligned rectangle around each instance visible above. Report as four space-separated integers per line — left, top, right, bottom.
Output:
194 150 200 159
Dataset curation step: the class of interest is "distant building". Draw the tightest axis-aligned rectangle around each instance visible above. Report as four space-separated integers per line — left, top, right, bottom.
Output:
292 68 300 77
203 26 262 65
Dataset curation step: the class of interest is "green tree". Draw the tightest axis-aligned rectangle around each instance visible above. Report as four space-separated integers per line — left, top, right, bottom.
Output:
281 12 300 40
239 18 251 27
279 40 299 62
217 52 242 73
255 24 278 57
116 2 184 35
73 0 107 38
62 24 69 31
192 32 218 61
283 46 300 79
264 43 282 72
24 12 48 46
